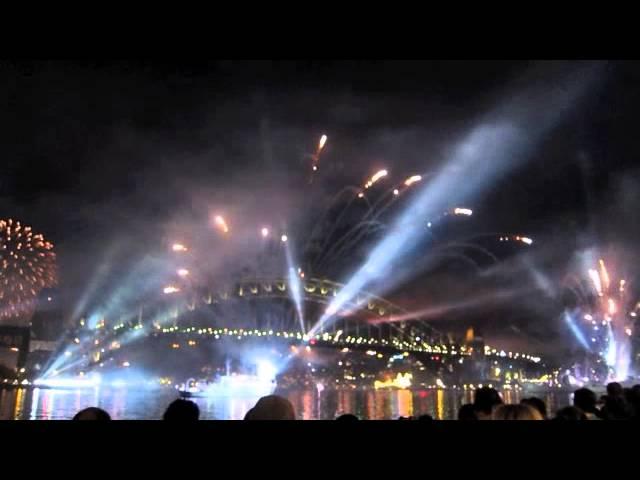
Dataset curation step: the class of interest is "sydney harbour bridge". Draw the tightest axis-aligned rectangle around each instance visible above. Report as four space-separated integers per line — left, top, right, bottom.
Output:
43 274 544 381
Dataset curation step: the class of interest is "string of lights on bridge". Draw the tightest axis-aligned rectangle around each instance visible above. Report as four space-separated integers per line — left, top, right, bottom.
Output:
95 324 541 363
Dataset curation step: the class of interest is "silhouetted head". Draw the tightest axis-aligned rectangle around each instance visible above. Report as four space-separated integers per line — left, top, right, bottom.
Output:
492 404 543 420
417 414 433 421
624 388 634 403
72 407 111 421
163 399 200 421
473 387 503 416
458 403 477 421
521 397 547 419
554 406 587 421
573 388 597 413
244 395 295 420
603 395 633 420
607 382 624 398
336 414 359 421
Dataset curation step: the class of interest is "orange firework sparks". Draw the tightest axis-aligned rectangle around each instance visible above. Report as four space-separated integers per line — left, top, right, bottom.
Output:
364 169 388 189
214 215 230 234
599 259 610 290
0 219 57 319
311 134 328 175
404 175 422 187
453 207 473 216
318 134 327 151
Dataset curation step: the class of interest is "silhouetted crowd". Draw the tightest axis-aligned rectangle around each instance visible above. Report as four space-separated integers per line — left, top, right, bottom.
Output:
72 395 296 421
70 382 640 420
458 382 640 421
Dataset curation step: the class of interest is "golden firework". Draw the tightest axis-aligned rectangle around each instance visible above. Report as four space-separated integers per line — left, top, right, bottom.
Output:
0 219 57 320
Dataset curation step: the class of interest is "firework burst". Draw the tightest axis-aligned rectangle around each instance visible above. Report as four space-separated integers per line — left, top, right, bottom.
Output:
0 218 57 320
564 257 638 382
163 134 535 311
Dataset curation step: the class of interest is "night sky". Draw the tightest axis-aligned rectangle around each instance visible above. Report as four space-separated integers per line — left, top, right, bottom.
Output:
2 60 639 359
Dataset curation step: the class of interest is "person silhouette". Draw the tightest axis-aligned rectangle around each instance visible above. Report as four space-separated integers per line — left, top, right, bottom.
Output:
72 407 111 420
244 395 295 420
163 399 200 421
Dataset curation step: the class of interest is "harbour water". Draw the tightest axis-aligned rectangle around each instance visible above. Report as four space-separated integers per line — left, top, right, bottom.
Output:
0 386 572 420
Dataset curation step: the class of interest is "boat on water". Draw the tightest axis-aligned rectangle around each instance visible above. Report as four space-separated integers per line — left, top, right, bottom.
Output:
177 374 276 398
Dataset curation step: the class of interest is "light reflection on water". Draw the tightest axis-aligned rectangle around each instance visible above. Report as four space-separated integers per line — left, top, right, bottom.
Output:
0 387 572 420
